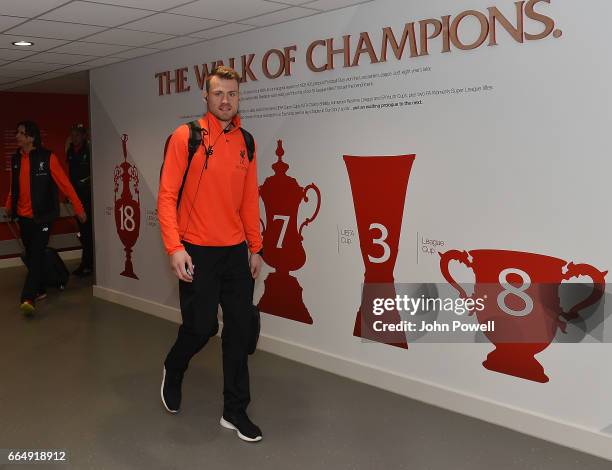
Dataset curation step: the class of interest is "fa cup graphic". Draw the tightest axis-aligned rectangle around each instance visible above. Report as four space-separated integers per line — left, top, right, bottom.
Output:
344 154 416 349
114 134 141 279
439 249 607 382
258 140 321 324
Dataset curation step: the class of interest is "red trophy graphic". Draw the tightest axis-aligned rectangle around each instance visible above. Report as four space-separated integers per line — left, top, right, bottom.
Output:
344 154 416 349
258 140 321 324
440 249 607 382
114 134 141 279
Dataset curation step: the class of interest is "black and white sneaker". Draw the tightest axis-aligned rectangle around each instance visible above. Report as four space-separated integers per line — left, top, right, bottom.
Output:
220 411 262 442
161 367 183 413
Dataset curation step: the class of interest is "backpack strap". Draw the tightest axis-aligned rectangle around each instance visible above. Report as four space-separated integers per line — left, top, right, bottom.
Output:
239 128 255 162
176 120 202 208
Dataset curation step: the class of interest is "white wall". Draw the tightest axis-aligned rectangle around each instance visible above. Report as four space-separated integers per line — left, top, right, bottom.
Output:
90 0 612 459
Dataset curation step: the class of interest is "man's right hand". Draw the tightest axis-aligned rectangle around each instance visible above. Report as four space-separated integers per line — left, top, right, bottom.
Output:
170 249 194 282
2 206 11 218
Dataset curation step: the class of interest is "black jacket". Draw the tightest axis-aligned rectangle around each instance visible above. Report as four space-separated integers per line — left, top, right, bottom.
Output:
11 148 59 224
67 142 91 197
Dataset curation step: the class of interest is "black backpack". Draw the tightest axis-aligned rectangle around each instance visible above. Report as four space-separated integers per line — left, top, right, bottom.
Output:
161 120 255 208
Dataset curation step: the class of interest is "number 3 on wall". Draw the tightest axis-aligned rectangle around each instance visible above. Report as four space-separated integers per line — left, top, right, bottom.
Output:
368 223 391 264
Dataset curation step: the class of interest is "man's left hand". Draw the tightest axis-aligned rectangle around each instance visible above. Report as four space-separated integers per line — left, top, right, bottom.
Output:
250 253 262 278
77 213 87 224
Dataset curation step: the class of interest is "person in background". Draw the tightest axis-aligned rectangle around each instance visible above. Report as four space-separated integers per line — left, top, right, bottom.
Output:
66 124 93 276
3 121 86 315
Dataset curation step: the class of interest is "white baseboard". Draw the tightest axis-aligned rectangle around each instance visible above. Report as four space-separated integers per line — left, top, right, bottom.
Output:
93 285 182 324
92 285 612 461
0 249 81 269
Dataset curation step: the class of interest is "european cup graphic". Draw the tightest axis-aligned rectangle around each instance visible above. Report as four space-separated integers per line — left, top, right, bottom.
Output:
344 154 416 349
440 249 607 382
258 140 321 323
114 134 141 279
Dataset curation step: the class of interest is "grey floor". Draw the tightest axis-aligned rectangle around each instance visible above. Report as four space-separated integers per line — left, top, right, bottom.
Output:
1 261 610 470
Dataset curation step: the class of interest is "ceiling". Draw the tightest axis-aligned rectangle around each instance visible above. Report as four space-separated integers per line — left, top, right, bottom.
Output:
0 0 373 92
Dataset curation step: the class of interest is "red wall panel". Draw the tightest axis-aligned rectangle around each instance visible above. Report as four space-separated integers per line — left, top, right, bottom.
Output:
0 91 89 246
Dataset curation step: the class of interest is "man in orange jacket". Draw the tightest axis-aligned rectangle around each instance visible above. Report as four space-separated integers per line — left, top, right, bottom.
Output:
4 121 86 315
158 66 263 442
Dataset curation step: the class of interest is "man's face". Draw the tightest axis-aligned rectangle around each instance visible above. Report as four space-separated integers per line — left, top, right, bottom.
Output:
15 125 32 149
71 130 84 146
205 76 239 123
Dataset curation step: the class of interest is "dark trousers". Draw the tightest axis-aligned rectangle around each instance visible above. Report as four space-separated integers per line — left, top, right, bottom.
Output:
77 192 93 269
164 242 253 415
18 217 51 302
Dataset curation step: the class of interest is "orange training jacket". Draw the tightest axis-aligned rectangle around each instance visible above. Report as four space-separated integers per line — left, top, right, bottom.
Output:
157 113 262 256
5 150 85 218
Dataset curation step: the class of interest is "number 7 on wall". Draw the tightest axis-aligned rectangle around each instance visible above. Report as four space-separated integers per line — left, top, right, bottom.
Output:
273 214 290 248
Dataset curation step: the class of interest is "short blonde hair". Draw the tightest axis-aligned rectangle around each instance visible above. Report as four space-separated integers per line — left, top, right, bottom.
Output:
206 65 241 92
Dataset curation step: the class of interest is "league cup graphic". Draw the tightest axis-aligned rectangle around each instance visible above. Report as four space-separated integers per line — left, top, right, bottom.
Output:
114 134 141 279
439 249 607 382
258 140 321 323
344 154 416 349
